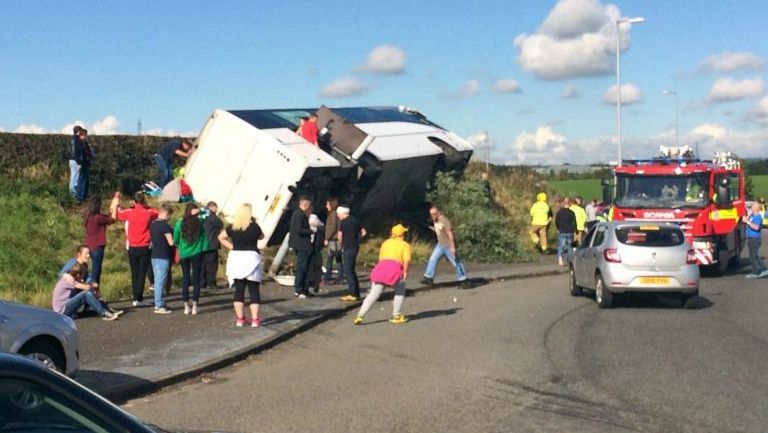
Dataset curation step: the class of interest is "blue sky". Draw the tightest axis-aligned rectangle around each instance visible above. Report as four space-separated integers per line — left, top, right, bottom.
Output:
2 0 767 164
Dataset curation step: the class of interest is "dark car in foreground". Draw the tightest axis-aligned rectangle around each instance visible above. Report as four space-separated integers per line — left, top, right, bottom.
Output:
0 353 233 433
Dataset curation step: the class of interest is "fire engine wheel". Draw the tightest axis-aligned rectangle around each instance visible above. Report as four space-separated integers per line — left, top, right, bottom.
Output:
569 266 583 297
595 274 613 309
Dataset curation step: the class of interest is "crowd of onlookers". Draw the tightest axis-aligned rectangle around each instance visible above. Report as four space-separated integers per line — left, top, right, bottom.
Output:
529 193 610 266
54 127 469 326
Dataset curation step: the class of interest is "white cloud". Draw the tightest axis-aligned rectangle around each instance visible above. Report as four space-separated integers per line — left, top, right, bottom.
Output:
509 126 568 164
357 44 406 74
460 79 480 97
467 131 494 149
493 78 522 94
707 77 765 102
748 96 768 124
561 83 581 99
515 0 633 80
699 51 765 72
319 77 367 98
90 115 120 134
143 128 198 137
14 124 48 134
60 121 85 135
603 83 643 105
685 123 768 158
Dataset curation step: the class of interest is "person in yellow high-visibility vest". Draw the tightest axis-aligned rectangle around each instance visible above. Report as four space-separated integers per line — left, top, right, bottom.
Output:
529 192 552 253
570 196 587 245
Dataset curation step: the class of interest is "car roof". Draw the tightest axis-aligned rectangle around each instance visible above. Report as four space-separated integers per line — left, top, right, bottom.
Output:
598 221 682 230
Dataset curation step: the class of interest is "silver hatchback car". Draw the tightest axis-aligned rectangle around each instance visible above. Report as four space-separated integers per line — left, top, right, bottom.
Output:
0 300 80 375
569 221 700 309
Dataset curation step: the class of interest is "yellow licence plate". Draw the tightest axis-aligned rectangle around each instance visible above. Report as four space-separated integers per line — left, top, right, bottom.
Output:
639 277 671 285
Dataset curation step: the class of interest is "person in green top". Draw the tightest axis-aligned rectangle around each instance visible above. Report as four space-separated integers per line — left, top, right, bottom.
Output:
174 203 208 315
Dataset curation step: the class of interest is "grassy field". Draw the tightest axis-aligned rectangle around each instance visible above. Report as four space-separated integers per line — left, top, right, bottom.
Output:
547 178 603 201
549 174 768 202
750 175 768 200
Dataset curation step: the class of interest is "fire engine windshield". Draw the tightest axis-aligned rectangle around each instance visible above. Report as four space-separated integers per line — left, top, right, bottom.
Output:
616 174 710 209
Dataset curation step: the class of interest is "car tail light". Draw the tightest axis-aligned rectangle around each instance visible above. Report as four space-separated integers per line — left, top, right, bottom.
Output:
604 248 621 263
686 249 697 264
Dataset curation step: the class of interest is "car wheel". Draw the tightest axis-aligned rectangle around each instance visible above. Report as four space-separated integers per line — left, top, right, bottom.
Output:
595 275 613 309
569 266 583 296
681 291 700 310
19 340 66 373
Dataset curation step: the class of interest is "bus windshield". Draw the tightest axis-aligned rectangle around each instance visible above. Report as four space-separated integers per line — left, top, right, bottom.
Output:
616 174 710 209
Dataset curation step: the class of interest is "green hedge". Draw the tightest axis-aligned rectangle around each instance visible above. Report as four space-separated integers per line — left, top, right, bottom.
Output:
0 132 181 194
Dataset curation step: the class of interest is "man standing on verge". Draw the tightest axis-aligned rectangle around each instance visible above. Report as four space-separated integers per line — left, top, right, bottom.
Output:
743 202 768 278
323 198 344 284
74 128 93 202
111 191 158 306
201 201 223 290
585 198 598 231
529 192 552 254
289 197 313 299
420 205 469 288
555 198 577 267
338 206 365 301
68 126 83 199
155 138 193 187
570 196 587 246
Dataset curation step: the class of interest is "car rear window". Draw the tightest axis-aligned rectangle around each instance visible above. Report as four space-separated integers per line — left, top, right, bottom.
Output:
615 226 685 247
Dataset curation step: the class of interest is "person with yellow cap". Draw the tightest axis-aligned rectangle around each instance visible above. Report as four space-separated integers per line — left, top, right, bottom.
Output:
529 192 552 253
354 224 411 325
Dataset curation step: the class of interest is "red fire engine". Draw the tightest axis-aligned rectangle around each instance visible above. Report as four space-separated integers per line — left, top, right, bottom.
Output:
605 147 746 272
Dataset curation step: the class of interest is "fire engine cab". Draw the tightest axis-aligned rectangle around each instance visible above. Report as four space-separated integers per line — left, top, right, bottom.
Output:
605 146 746 273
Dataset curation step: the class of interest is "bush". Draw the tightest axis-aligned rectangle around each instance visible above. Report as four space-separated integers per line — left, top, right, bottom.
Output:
427 171 532 263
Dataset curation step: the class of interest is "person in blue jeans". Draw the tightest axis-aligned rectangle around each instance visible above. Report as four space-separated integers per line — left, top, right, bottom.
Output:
150 205 175 313
68 126 83 198
742 201 768 278
58 245 121 316
555 198 576 267
52 263 119 321
155 139 193 187
420 205 469 288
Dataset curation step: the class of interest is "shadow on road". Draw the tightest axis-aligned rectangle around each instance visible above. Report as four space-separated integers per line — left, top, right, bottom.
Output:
585 292 714 310
407 307 463 322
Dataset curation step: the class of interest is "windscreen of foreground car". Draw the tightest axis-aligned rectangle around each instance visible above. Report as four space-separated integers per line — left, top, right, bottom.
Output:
615 226 685 247
616 174 710 209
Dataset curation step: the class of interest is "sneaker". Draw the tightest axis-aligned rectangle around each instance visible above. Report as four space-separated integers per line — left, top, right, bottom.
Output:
759 270 768 278
339 295 359 301
353 315 364 325
102 312 119 321
293 292 300 298
235 317 245 327
297 294 307 299
389 314 408 324
132 300 149 307
110 309 125 317
191 302 198 315
745 273 760 279
153 307 172 314
419 277 434 287
149 285 155 292
251 318 261 328
184 303 191 315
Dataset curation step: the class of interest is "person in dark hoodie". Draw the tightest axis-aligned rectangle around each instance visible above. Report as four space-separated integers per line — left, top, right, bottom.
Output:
201 201 223 289
555 197 577 267
289 197 312 299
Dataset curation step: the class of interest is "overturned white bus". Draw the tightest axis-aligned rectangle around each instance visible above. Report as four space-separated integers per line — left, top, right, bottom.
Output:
183 105 473 249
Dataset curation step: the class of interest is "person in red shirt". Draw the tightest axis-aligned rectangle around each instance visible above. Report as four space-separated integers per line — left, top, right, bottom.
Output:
84 197 115 286
111 191 158 307
299 113 319 146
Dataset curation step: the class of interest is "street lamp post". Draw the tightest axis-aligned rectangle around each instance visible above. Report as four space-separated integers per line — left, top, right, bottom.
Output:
615 16 645 167
662 90 679 148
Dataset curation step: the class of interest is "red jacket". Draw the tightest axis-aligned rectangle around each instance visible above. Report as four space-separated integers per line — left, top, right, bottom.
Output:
300 121 319 145
116 204 158 247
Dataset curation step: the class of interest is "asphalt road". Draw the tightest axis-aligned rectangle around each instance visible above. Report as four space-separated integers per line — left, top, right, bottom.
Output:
123 268 768 433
